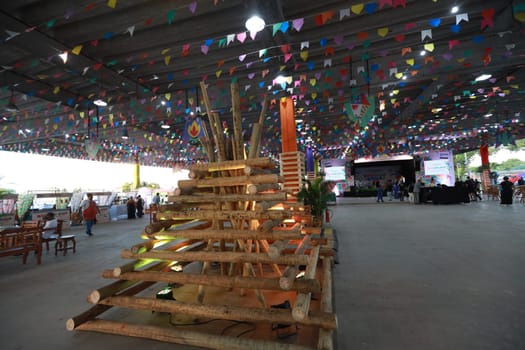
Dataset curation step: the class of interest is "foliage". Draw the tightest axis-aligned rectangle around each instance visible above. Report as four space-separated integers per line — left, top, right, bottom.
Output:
296 177 331 218
491 158 525 171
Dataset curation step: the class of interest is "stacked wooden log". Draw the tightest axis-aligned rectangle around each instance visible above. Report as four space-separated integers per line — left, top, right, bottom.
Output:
67 83 336 350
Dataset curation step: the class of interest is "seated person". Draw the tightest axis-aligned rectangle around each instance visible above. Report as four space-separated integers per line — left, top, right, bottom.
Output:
42 212 59 239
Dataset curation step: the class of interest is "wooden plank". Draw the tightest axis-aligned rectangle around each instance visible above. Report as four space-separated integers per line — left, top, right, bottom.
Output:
178 174 283 189
187 158 276 172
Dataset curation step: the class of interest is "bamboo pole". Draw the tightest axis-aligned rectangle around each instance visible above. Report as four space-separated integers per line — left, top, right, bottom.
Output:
201 120 215 163
318 257 335 350
151 228 301 241
279 266 298 290
243 165 272 176
156 209 291 221
67 280 156 330
100 296 337 330
292 246 321 321
178 174 283 190
248 95 270 159
170 192 286 203
75 319 313 350
107 270 320 293
121 249 309 266
90 261 173 304
268 240 287 259
247 183 281 194
188 158 276 172
200 81 225 161
231 82 243 160
173 187 214 196
248 122 261 159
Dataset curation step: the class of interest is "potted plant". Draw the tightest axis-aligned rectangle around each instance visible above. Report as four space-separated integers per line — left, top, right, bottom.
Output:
296 177 331 227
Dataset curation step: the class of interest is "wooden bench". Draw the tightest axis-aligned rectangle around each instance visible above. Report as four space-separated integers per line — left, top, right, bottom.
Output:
0 227 42 264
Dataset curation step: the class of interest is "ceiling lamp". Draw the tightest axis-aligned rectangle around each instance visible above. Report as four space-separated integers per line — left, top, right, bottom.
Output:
59 51 68 63
451 6 459 14
245 15 265 33
93 99 107 107
475 74 492 81
161 122 170 129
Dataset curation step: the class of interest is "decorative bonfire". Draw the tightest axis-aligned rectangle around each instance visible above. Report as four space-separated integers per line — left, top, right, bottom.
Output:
67 82 337 350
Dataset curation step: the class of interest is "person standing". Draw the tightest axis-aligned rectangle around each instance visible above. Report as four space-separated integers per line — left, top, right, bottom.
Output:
413 179 421 204
126 197 136 219
152 192 161 206
136 195 144 218
500 176 514 205
80 193 99 236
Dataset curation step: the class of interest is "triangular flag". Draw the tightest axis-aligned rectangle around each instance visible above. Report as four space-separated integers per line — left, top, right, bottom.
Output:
126 26 135 37
340 8 350 20
293 18 304 31
227 34 235 45
351 4 364 14
300 51 309 61
421 29 432 41
377 27 389 37
456 13 469 24
107 0 117 8
424 43 435 52
72 45 83 55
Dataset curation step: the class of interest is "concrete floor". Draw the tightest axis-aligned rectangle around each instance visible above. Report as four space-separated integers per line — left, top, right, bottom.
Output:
0 198 524 350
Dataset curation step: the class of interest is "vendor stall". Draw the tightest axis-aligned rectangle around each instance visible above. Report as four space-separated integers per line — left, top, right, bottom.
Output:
29 192 72 228
0 194 17 227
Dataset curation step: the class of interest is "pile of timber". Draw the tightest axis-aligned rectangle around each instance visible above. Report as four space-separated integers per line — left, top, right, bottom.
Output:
68 81 336 350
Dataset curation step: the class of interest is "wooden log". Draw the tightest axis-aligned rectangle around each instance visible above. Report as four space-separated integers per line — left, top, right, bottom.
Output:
200 120 215 163
247 183 281 194
318 257 335 350
151 228 302 241
121 249 309 266
200 81 225 161
169 192 286 204
67 280 156 330
243 165 273 176
292 245 321 321
188 169 208 179
279 265 298 290
178 174 283 190
100 295 337 330
231 82 243 160
268 239 287 259
130 239 165 254
75 319 313 350
188 158 276 172
248 122 261 160
212 111 227 161
173 186 215 196
258 219 281 232
107 270 320 293
248 95 270 159
156 209 291 222
90 261 172 304
254 200 282 211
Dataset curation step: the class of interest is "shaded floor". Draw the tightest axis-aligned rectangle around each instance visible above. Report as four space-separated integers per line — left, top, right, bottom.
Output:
0 199 524 349
332 198 525 350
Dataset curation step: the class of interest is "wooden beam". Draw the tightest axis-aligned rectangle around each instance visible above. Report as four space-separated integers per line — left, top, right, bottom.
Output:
150 228 302 241
120 249 310 266
106 270 320 293
170 192 286 203
100 296 337 330
318 257 335 350
156 209 291 221
231 82 243 160
75 319 313 350
177 174 283 189
292 245 321 321
187 158 276 172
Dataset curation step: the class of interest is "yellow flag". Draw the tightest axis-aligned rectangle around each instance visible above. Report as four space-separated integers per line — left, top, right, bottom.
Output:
310 78 317 86
300 51 308 61
165 93 171 100
377 28 389 37
164 55 171 65
53 86 60 94
311 92 317 99
424 43 435 52
406 58 414 66
216 70 222 78
107 0 117 8
351 4 364 14
72 45 83 55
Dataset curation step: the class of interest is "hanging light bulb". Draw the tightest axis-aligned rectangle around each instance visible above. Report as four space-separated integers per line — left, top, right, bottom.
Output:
59 51 68 63
245 15 265 33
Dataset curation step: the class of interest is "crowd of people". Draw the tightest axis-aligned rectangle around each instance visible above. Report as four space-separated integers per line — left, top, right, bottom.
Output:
374 175 522 205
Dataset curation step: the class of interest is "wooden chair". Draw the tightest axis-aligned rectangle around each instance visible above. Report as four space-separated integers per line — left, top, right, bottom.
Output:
54 221 76 256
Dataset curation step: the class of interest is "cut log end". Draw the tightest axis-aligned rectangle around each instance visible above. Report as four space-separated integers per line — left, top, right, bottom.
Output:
87 290 101 304
66 318 76 331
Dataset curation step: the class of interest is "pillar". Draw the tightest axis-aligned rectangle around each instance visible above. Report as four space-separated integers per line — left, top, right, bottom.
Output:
133 153 140 189
480 145 491 192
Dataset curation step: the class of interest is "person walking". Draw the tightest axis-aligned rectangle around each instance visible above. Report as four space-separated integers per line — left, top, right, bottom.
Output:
126 197 136 219
136 195 144 218
376 181 384 203
80 193 100 236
